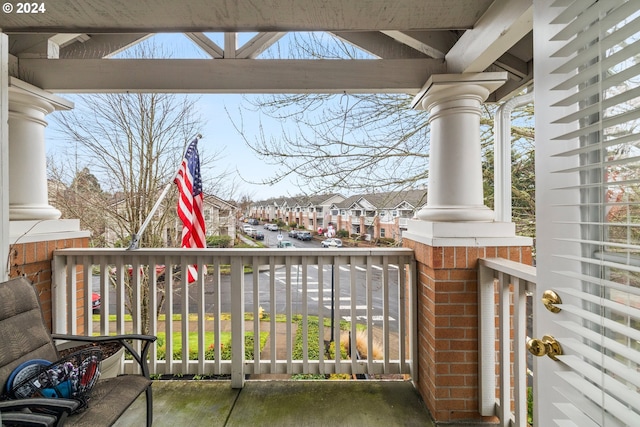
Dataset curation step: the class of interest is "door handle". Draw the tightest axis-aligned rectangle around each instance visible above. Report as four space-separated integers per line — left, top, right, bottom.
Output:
542 289 562 313
527 335 563 361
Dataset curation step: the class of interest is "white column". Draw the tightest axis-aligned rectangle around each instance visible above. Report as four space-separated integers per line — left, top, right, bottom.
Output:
1 33 9 281
412 73 507 222
8 78 72 220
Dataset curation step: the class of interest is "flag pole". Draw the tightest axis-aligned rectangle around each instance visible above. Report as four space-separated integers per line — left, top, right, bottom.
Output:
127 134 202 250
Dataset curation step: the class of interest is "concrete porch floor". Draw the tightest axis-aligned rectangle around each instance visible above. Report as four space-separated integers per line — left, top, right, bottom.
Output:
113 379 436 426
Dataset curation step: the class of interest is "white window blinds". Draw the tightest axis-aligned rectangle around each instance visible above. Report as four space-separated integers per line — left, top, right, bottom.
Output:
549 0 640 425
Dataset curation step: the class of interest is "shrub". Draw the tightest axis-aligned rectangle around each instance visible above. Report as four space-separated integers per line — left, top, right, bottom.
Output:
375 237 396 247
336 229 349 238
206 235 232 248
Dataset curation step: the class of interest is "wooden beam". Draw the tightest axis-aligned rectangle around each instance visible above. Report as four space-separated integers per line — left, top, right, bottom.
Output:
236 32 286 59
446 0 533 73
1 0 493 33
18 58 445 94
184 33 223 58
380 31 455 59
331 32 427 59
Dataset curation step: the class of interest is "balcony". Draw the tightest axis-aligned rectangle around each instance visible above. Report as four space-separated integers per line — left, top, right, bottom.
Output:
50 247 533 426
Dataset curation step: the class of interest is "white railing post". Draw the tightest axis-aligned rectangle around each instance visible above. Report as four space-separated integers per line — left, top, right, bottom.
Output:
478 261 497 416
51 254 68 334
231 256 245 388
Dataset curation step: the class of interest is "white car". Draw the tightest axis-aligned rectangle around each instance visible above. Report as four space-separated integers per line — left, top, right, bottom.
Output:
321 238 343 248
266 223 279 231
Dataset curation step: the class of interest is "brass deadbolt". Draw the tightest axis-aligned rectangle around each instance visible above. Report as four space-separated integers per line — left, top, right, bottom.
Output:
527 335 563 361
542 290 562 313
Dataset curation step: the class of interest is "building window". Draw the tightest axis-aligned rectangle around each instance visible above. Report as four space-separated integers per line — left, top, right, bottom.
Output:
381 228 386 238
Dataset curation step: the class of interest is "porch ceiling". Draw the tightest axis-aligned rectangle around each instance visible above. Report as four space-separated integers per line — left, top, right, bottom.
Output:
1 0 533 100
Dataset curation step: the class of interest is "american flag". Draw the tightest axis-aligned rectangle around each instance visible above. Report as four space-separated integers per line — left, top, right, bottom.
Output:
174 138 206 282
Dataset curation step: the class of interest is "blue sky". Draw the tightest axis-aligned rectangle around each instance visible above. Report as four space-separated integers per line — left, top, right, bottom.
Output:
46 32 333 200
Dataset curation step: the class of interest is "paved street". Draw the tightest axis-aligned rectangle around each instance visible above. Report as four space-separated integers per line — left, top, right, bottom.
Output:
94 228 401 329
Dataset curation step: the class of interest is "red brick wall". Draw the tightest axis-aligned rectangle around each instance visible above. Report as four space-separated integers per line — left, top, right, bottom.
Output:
9 237 90 332
403 238 532 423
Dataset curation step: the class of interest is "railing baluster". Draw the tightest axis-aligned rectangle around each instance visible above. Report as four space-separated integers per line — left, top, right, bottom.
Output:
513 277 526 427
212 258 221 375
82 256 92 335
253 256 261 374
164 259 174 375
498 272 510 425
333 256 341 373
302 256 309 372
67 256 78 335
285 256 292 371
180 258 190 374
366 256 374 374
230 255 245 388
318 256 325 373
269 259 277 374
398 257 406 373
148 256 160 374
350 257 358 375
382 256 390 372
196 255 206 374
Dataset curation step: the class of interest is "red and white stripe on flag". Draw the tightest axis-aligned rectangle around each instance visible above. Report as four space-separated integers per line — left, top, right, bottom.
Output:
174 138 206 282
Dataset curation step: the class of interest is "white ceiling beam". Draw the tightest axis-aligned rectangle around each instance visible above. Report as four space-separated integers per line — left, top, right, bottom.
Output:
184 33 223 58
494 52 530 79
236 32 286 59
446 0 533 73
59 34 151 59
0 0 493 32
331 31 428 59
380 31 454 59
18 58 445 94
49 34 90 48
224 34 237 59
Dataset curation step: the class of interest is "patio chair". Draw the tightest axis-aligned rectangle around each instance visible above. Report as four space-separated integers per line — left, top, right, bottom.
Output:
0 277 157 426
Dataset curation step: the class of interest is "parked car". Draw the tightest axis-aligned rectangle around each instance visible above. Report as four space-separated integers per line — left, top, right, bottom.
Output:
288 229 299 238
247 218 259 225
266 223 279 231
92 292 101 312
253 230 265 240
321 238 343 248
297 231 312 241
245 227 257 236
277 240 295 248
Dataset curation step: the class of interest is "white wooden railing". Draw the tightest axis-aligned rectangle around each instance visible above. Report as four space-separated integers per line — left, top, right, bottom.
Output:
478 257 537 427
52 248 416 388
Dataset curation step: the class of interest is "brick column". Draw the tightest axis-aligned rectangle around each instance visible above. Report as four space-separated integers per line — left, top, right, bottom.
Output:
9 220 90 332
403 222 532 423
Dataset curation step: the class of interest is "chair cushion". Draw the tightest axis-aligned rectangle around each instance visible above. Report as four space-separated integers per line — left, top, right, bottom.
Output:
64 376 152 427
0 278 58 390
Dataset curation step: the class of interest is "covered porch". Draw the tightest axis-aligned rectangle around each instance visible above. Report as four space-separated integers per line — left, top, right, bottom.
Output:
3 1 640 426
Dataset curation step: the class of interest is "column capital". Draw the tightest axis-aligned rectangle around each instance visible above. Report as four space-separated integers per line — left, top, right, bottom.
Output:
410 72 508 111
